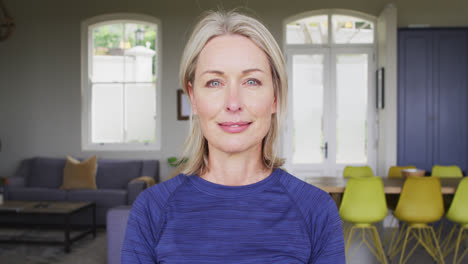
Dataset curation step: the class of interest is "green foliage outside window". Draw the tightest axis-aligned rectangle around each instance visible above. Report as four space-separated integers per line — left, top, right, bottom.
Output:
93 23 157 55
94 25 121 49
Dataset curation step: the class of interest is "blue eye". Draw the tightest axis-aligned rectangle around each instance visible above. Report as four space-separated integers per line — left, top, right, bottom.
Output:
206 80 222 87
246 79 261 86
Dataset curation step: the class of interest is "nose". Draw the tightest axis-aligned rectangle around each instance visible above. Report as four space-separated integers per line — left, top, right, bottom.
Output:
225 84 242 112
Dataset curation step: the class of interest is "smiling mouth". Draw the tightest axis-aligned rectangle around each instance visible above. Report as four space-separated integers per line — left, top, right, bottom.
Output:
218 121 252 133
219 122 252 127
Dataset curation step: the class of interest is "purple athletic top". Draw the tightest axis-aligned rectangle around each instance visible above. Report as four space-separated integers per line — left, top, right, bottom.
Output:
122 168 345 263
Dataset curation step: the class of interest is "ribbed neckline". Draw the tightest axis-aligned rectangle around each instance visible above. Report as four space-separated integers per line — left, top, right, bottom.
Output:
187 168 281 198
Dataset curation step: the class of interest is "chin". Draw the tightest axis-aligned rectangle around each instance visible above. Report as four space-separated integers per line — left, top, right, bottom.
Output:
211 138 262 155
218 143 250 154
205 127 267 155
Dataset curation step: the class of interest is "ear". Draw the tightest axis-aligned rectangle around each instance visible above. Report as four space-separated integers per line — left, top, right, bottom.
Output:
271 95 277 114
188 82 197 115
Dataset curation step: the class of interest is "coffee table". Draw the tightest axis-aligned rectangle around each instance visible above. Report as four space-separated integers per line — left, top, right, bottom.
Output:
0 200 96 253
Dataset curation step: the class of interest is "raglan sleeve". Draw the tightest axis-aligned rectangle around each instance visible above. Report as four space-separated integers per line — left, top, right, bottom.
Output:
121 190 162 264
309 194 346 264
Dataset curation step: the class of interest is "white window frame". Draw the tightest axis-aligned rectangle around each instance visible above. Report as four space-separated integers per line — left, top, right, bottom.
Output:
282 9 378 178
284 9 376 48
80 13 162 151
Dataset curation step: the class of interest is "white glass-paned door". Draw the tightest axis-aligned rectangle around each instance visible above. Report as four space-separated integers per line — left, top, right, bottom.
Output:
292 54 325 164
286 49 375 179
336 53 368 164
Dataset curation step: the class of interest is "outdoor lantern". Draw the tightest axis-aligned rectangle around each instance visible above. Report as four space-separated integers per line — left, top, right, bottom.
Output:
135 28 144 46
0 0 15 41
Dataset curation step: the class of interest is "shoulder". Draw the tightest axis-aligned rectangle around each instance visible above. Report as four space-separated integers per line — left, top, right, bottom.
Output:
276 169 334 209
132 174 188 214
276 169 339 231
145 174 188 197
276 170 344 262
122 175 190 261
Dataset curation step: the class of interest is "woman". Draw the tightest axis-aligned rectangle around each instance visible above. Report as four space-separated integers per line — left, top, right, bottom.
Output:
122 10 345 264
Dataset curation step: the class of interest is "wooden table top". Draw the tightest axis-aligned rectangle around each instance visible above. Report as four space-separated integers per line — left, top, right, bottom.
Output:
0 200 94 214
306 177 462 194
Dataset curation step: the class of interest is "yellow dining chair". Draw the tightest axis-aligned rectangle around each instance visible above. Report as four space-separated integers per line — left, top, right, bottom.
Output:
343 166 374 178
432 165 463 219
388 165 416 178
441 177 468 264
387 166 416 212
386 166 417 218
339 177 388 263
387 176 445 264
432 165 463 178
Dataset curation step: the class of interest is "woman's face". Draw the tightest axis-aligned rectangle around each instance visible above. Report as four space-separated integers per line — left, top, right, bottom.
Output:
189 34 277 156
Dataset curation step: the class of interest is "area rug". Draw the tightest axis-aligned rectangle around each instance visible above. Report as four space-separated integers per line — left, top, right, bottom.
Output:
0 228 106 264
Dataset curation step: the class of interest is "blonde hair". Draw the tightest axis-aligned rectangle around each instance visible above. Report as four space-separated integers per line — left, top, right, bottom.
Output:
176 10 287 177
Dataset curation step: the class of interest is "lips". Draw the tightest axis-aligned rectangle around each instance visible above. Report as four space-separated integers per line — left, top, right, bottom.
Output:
218 121 252 133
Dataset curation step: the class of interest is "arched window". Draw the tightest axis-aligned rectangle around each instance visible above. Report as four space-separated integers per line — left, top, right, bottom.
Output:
81 14 161 151
286 12 375 45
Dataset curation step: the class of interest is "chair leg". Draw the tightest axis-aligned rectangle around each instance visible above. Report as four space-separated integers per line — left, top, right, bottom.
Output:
404 229 422 263
345 225 389 264
387 221 408 260
429 226 445 264
441 223 459 257
345 225 356 257
417 228 437 260
370 225 388 264
363 228 380 261
400 226 445 264
400 226 412 264
453 226 468 264
348 227 367 262
397 224 446 264
343 221 352 241
436 218 446 242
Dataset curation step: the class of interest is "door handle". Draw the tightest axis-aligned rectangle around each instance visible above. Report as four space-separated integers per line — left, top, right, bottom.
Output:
321 142 328 159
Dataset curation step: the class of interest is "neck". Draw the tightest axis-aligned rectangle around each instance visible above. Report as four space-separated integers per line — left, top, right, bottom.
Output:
201 143 272 186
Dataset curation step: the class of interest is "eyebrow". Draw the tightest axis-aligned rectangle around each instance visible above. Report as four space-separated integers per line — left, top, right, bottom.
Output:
201 68 264 76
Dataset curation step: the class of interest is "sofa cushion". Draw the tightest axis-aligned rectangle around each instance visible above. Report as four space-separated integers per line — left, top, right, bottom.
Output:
60 155 97 190
7 187 67 201
95 160 141 189
66 189 127 207
29 157 66 188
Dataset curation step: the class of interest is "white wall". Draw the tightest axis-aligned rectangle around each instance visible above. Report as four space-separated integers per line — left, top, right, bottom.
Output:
376 5 398 177
1 0 468 181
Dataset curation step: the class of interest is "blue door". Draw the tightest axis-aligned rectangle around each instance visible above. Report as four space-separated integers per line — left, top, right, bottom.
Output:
398 29 468 174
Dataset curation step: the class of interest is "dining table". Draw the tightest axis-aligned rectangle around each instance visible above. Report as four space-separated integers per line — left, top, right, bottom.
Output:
306 176 462 207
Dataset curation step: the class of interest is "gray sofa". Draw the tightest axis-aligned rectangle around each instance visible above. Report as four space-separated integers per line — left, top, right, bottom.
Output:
4 157 159 225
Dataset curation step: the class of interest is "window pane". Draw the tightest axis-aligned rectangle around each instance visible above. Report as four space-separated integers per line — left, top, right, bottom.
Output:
125 83 157 143
332 15 374 44
92 24 124 82
92 84 124 143
292 55 324 164
286 15 328 44
336 54 368 163
123 23 157 82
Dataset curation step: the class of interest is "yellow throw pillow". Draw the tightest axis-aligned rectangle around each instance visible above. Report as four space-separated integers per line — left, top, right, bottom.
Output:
60 155 98 190
129 176 156 188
